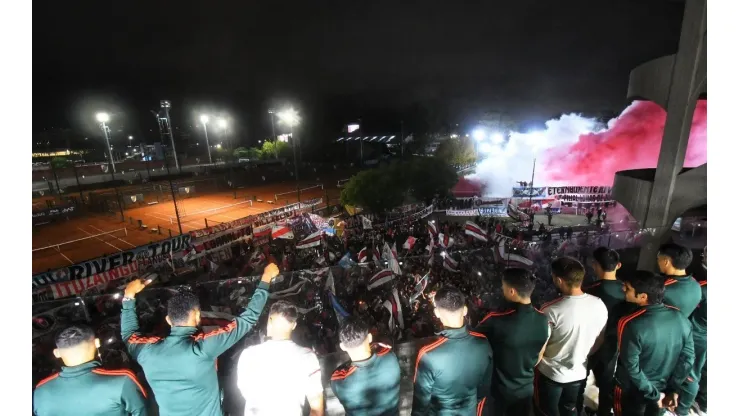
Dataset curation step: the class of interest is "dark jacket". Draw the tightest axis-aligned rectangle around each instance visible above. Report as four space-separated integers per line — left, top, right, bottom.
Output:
614 304 694 402
330 343 401 416
475 303 549 399
120 281 270 416
412 326 492 416
690 278 707 339
584 279 625 314
33 360 148 416
663 275 702 319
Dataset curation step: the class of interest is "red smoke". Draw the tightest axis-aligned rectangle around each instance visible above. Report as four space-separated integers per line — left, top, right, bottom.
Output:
542 100 707 185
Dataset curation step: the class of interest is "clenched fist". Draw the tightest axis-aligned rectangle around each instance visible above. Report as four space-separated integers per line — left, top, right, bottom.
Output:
124 278 152 299
261 263 280 283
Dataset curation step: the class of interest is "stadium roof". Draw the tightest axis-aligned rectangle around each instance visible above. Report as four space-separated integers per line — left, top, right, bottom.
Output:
336 135 397 143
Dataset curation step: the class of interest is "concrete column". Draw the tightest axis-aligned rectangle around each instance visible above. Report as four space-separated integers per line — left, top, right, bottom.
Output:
637 0 706 270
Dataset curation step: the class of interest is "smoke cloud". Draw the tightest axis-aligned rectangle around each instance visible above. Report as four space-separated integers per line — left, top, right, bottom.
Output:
468 100 707 197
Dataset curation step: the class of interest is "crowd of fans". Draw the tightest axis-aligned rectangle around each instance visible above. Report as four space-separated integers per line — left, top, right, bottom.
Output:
31 203 707 416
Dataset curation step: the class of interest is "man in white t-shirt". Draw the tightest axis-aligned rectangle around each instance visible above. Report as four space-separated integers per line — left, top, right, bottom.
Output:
534 257 608 416
236 300 324 416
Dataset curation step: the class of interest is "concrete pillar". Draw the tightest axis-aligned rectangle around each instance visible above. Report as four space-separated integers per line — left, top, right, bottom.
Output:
637 0 706 270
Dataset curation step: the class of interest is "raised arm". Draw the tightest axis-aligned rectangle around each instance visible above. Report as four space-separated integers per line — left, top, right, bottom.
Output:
121 279 154 360
196 264 278 358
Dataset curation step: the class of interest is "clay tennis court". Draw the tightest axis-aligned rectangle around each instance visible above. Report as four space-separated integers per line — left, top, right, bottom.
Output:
32 181 341 274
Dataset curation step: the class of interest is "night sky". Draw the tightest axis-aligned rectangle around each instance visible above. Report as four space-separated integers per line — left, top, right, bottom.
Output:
34 0 686 147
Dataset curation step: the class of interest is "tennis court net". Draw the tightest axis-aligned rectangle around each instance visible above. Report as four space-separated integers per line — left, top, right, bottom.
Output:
32 228 129 254
170 199 253 224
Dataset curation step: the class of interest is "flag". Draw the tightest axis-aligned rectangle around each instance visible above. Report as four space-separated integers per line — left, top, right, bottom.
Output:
373 246 382 267
410 271 430 303
182 247 196 262
438 233 453 249
383 288 405 330
358 247 368 263
338 252 357 269
492 239 534 268
367 269 394 290
297 230 323 249
361 215 373 230
443 255 459 272
325 269 335 294
249 250 266 267
253 224 272 238
383 242 402 275
402 236 417 250
427 220 439 236
464 221 488 242
271 225 294 240
329 291 350 323
209 259 219 272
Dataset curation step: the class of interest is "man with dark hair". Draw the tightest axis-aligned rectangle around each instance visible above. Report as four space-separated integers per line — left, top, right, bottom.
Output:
330 317 401 416
534 257 608 416
657 243 701 319
412 286 492 416
237 300 324 415
585 247 627 415
475 268 550 416
676 247 708 416
34 325 148 416
120 263 279 416
614 271 695 416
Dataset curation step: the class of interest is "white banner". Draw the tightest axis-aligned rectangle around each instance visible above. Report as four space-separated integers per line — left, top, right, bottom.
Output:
445 209 480 216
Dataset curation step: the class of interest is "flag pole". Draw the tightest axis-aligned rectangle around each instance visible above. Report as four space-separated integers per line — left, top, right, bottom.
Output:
528 158 536 212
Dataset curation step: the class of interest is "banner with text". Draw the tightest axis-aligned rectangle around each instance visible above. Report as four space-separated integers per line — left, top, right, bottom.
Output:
445 209 480 217
49 262 140 299
478 206 508 217
32 234 192 288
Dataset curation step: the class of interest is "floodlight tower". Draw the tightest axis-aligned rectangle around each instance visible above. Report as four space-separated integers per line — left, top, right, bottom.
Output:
96 112 115 173
159 100 180 171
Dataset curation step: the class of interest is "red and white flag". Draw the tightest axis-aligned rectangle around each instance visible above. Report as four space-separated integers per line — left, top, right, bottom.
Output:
438 233 453 249
358 247 368 263
403 236 417 250
249 250 266 266
368 269 394 290
271 225 294 240
427 220 439 236
373 246 383 267
297 230 323 249
253 225 272 238
464 221 488 242
443 255 459 272
383 287 405 330
383 242 402 275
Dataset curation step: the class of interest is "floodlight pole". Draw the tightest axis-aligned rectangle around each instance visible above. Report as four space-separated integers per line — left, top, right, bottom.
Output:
292 125 301 203
101 121 116 173
203 122 213 164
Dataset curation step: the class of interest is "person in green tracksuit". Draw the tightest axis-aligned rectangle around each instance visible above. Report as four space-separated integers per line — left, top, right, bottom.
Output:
657 243 701 319
676 247 707 416
412 285 492 416
474 268 550 416
585 247 627 416
33 325 148 416
613 271 694 416
330 316 401 416
120 263 278 416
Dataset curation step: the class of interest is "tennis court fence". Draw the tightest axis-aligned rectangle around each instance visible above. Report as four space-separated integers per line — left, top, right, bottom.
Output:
274 184 323 201
32 228 128 254
169 199 253 224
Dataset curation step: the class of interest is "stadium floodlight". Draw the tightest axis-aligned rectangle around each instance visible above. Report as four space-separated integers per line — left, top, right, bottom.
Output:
218 118 227 129
472 128 486 141
491 132 504 144
128 135 133 140
96 112 110 123
277 108 300 126
200 114 209 124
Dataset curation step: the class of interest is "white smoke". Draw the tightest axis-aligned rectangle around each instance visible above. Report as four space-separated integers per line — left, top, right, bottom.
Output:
467 113 605 197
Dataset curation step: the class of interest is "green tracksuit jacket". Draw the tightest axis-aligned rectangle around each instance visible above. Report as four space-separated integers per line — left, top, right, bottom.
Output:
663 275 702 319
474 303 550 400
33 360 148 416
614 303 694 402
120 281 270 416
330 343 402 416
412 326 492 416
585 279 625 314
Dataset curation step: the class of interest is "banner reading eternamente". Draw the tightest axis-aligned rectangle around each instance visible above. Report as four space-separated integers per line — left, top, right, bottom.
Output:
445 209 480 217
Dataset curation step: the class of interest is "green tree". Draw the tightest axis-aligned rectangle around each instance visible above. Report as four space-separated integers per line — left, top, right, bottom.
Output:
434 137 476 166
260 141 276 159
340 169 406 215
51 157 70 169
407 157 457 203
233 147 249 158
